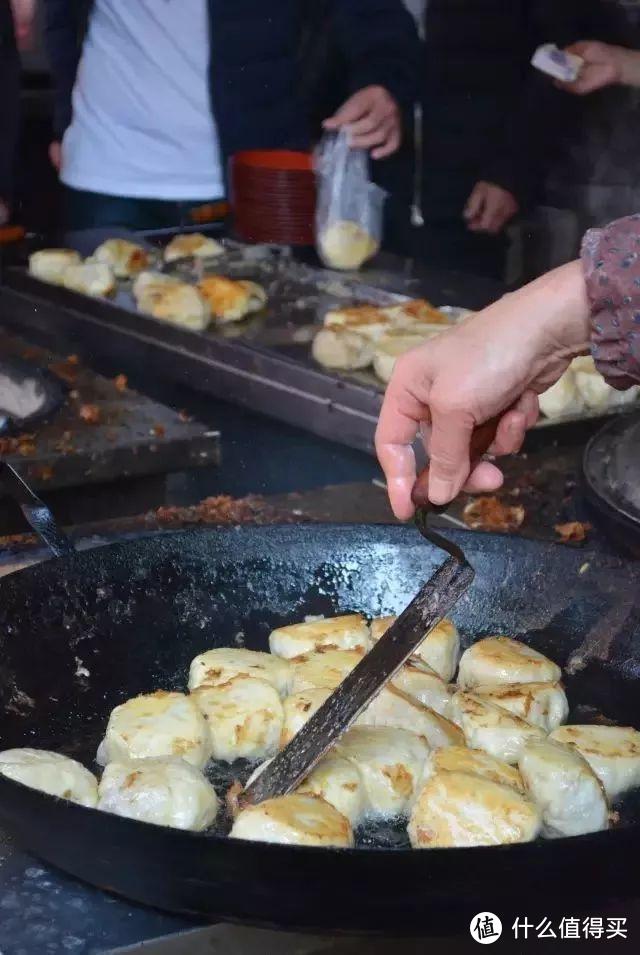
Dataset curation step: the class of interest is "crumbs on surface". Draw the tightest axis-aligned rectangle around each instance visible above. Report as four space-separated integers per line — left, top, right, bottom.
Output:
463 496 526 533
78 404 101 425
555 521 592 544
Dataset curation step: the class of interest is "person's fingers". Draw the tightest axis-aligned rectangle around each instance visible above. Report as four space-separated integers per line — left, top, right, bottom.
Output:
486 391 539 456
427 400 476 505
348 113 384 139
461 459 505 495
464 183 486 222
478 193 507 233
349 123 392 151
379 443 418 521
48 141 62 172
565 41 593 57
488 209 510 234
479 203 499 233
375 380 426 521
323 95 370 129
487 410 527 456
371 124 401 159
560 74 605 95
518 389 540 428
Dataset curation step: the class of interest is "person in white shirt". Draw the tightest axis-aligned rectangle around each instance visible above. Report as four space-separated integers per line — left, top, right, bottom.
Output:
43 0 419 231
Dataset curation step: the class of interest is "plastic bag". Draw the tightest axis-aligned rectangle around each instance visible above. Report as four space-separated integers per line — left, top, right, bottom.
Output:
314 130 386 271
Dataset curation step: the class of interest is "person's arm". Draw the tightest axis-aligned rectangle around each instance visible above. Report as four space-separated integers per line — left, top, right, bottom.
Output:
0 0 21 215
41 0 84 144
376 262 589 517
322 0 420 158
376 213 640 517
465 0 606 228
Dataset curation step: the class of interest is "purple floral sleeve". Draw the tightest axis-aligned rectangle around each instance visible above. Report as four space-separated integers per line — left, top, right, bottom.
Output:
581 214 640 390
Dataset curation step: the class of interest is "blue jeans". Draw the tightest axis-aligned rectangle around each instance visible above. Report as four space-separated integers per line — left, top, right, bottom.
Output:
64 186 225 232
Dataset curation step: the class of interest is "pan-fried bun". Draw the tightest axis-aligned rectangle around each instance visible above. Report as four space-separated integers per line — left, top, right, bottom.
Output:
93 238 151 278
230 794 354 847
188 648 292 697
550 724 640 800
311 327 374 370
269 614 370 659
197 276 266 323
62 262 116 298
137 282 210 331
98 757 219 831
97 691 211 769
336 726 429 819
29 249 81 285
191 676 284 763
519 738 609 838
0 748 97 807
163 233 224 263
458 636 561 689
409 770 541 848
447 691 545 765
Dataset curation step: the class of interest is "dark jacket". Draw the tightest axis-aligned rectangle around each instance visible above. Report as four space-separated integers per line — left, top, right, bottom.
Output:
420 0 610 218
42 0 419 159
0 0 20 199
543 0 640 224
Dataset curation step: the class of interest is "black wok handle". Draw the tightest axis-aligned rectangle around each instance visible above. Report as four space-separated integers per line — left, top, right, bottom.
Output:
0 461 75 558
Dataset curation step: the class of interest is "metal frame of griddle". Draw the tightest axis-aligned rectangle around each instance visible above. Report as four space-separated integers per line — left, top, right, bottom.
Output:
0 270 383 453
2 257 632 454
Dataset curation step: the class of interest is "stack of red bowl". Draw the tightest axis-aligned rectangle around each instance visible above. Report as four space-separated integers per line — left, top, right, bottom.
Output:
231 150 316 246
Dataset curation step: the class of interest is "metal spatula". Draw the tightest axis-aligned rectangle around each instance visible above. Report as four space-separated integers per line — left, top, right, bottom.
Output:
240 418 500 807
0 461 75 558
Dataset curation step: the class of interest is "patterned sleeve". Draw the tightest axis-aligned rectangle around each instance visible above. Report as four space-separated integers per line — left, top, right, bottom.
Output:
580 214 640 390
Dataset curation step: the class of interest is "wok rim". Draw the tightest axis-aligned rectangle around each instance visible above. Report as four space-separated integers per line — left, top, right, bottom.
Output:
0 770 637 859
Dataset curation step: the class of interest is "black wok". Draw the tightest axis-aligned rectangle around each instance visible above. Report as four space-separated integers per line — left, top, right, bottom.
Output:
1 523 640 933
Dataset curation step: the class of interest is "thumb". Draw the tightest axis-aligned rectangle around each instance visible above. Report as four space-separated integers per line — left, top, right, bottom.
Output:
464 183 486 221
427 405 475 505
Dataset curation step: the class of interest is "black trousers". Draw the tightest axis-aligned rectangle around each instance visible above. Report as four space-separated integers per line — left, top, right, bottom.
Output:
0 0 20 202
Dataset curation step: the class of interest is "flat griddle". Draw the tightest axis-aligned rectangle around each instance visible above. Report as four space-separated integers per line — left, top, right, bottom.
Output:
0 240 499 454
1 238 635 453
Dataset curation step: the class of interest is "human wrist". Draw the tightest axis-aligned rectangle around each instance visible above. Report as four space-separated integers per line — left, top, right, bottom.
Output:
513 260 591 359
616 47 640 88
543 260 591 352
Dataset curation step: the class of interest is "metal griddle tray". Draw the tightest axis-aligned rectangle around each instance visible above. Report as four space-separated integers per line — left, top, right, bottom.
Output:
2 241 635 451
1 246 420 452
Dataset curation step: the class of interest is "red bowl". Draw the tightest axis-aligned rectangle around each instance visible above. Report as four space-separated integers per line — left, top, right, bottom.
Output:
233 217 314 245
235 205 316 222
231 151 316 244
234 206 315 224
232 150 313 172
233 187 316 205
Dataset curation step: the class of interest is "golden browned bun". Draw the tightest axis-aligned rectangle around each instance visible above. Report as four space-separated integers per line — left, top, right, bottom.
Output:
197 276 266 323
62 262 116 298
29 249 81 285
311 327 374 371
409 770 541 848
93 238 151 278
163 233 224 263
137 282 210 331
